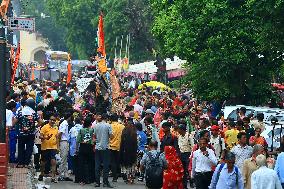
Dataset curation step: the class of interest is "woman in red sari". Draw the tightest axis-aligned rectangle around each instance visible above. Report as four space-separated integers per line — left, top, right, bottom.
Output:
163 146 184 189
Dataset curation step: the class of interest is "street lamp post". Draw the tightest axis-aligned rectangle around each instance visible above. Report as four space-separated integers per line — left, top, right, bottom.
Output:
270 116 278 152
6 4 13 90
0 20 6 143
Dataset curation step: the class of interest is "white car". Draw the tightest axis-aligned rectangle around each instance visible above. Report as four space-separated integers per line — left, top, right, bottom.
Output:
223 105 284 121
261 123 284 150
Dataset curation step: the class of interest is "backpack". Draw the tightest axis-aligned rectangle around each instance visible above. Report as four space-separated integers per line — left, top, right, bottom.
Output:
145 152 163 188
81 128 92 144
216 163 239 188
17 110 36 135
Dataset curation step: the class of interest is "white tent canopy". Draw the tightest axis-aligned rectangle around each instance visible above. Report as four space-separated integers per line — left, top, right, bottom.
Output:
128 56 186 74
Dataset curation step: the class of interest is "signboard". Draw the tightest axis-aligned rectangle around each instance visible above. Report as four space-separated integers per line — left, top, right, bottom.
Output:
8 17 35 31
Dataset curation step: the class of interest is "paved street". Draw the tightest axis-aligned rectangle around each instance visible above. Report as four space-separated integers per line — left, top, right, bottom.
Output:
36 176 194 189
38 178 146 189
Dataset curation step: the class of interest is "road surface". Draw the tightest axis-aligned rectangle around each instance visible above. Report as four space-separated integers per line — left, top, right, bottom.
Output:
37 177 147 189
35 172 194 189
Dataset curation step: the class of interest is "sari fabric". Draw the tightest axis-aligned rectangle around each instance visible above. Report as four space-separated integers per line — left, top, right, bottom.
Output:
163 146 184 189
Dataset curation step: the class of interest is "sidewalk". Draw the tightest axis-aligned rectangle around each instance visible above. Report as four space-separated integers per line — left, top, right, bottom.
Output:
7 164 35 189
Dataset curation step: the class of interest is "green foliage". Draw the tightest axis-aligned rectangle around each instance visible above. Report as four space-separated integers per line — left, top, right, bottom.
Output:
101 0 155 62
43 0 155 61
22 0 67 52
46 0 98 59
151 0 284 105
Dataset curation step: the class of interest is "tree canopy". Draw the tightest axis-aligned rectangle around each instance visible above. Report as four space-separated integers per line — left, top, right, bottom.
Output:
151 0 284 104
23 0 284 104
43 0 155 61
22 0 67 52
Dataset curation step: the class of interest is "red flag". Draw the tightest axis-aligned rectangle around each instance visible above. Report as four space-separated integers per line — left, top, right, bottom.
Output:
66 53 72 84
0 0 10 17
11 43 20 85
97 12 106 57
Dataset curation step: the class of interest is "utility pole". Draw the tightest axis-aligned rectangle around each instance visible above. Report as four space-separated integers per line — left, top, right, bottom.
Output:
0 19 7 143
6 4 13 90
0 2 12 188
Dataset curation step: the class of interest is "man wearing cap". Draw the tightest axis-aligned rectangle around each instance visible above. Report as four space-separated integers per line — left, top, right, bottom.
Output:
140 109 155 131
210 125 225 160
178 124 194 189
22 81 29 91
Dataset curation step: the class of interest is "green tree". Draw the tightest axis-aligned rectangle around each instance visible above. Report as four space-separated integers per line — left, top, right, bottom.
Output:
46 0 99 59
151 0 284 105
102 0 155 62
44 0 156 61
21 0 67 51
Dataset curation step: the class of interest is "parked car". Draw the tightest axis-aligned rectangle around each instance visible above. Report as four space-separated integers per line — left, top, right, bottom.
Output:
223 105 284 121
261 123 284 150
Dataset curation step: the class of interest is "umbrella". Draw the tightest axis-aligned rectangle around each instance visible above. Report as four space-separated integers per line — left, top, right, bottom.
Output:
138 81 170 90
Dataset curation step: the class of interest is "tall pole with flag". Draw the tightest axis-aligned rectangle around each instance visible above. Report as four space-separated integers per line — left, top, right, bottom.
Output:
114 36 118 71
119 35 123 73
11 43 20 85
66 53 72 84
97 12 107 74
97 12 106 57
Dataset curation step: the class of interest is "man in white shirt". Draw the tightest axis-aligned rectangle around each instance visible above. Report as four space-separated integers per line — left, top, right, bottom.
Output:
6 101 15 128
6 101 17 163
251 154 282 189
210 125 225 160
231 132 253 171
192 137 218 189
58 114 73 181
140 109 154 131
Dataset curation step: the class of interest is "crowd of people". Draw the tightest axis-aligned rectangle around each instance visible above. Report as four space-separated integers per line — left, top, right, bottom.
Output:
5 77 284 189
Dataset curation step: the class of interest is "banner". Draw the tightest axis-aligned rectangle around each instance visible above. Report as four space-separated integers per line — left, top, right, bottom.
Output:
97 13 106 57
122 57 129 72
11 43 20 85
66 54 72 84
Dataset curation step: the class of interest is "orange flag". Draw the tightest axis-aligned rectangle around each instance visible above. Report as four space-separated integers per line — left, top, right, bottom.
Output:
67 54 72 84
11 43 20 85
97 12 106 57
0 0 10 17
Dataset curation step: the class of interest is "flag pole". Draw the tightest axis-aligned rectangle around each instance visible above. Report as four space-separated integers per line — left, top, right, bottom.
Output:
115 36 118 59
119 35 123 73
128 34 130 64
